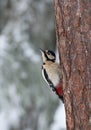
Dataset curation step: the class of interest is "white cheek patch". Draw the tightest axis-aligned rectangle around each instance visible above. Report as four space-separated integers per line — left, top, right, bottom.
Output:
42 53 47 62
47 55 54 60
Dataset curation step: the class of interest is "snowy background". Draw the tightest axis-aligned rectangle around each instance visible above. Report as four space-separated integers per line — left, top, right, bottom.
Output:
0 0 66 130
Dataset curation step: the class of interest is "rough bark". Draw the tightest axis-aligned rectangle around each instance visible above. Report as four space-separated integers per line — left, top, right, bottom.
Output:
54 0 91 130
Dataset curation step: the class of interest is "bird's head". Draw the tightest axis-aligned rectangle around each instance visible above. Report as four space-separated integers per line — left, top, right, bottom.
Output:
40 49 56 63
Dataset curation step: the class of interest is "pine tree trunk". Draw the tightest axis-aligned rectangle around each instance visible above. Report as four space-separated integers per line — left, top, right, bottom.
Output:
54 0 91 130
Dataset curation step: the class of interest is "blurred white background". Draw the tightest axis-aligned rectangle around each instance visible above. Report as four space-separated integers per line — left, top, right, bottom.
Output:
0 0 66 130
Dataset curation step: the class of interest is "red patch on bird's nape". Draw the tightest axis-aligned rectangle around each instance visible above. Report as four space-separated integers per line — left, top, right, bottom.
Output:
56 82 63 96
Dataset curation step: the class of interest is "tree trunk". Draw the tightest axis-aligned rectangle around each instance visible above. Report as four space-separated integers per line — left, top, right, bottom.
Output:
54 0 91 130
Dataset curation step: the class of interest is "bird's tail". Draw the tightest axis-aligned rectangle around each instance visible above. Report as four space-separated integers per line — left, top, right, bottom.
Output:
50 83 64 103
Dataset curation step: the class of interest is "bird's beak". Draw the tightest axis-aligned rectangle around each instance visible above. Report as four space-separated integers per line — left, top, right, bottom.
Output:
40 48 44 54
40 49 46 62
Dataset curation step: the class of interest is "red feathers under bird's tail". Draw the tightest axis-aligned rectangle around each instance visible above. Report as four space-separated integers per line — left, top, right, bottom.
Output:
55 82 64 102
56 82 63 96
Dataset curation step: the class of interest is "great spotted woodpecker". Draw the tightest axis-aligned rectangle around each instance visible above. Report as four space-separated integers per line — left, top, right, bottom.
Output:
40 49 64 102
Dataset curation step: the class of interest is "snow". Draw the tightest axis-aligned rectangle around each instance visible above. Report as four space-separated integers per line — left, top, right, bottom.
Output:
0 84 24 130
0 35 8 56
50 103 66 130
14 0 29 14
21 42 40 62
0 108 23 130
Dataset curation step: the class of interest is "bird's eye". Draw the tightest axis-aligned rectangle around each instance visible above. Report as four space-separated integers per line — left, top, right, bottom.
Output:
48 51 51 55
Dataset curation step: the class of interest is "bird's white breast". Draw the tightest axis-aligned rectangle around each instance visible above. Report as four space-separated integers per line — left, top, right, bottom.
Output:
47 69 60 87
42 62 61 87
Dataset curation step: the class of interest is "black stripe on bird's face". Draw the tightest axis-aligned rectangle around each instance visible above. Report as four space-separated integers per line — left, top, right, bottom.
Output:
44 50 56 62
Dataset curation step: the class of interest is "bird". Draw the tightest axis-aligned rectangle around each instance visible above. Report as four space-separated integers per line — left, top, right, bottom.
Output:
40 49 64 102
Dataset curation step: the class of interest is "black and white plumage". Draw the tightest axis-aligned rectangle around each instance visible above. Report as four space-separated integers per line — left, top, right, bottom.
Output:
40 49 64 102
